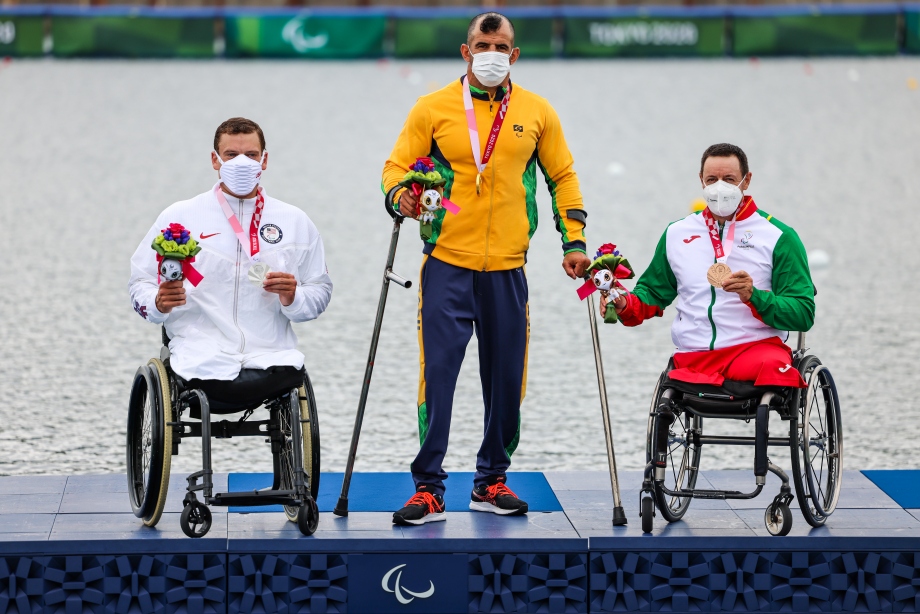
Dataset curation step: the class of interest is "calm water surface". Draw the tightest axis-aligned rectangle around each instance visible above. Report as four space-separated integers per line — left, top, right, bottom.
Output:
1 58 918 480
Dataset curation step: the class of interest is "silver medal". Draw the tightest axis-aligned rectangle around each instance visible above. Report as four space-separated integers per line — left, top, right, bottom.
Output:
248 262 272 287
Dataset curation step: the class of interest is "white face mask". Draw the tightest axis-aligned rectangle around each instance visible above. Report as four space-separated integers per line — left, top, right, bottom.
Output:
703 179 744 217
215 151 265 197
471 51 511 87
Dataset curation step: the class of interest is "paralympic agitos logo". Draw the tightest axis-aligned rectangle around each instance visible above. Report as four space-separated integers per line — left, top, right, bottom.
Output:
282 18 329 53
381 564 435 605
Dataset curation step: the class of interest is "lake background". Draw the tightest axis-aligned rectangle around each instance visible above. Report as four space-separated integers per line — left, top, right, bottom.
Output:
1 57 917 481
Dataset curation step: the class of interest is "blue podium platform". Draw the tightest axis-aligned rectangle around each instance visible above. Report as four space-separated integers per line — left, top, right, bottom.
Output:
1 469 919 612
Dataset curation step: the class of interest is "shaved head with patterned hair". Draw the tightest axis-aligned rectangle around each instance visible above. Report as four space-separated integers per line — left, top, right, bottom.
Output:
467 12 515 46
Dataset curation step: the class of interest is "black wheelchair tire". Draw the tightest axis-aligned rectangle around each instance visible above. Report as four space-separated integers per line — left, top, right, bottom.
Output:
765 501 792 536
300 372 321 501
126 360 173 526
281 386 304 523
281 373 321 523
641 496 655 534
646 371 702 523
297 496 319 536
127 366 159 519
790 355 842 526
180 502 212 538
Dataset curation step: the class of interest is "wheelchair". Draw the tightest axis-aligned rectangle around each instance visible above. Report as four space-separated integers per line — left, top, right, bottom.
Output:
126 328 320 538
640 331 842 536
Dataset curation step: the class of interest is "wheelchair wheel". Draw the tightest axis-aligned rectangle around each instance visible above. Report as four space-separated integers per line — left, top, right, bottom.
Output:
126 359 173 527
180 501 212 538
641 495 655 534
300 372 321 501
297 496 319 536
765 500 792 536
790 355 843 526
281 373 321 523
646 372 702 522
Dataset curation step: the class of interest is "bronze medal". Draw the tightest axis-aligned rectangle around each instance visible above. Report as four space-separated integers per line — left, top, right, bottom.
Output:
707 262 732 287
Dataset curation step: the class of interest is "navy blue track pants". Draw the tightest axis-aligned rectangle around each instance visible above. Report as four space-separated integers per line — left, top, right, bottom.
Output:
412 256 529 495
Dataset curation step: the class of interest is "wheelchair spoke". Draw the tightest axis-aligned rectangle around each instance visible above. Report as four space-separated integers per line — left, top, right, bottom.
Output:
277 397 304 515
141 392 154 491
804 370 833 510
279 410 294 487
663 412 697 512
670 450 691 510
647 379 701 523
791 358 842 524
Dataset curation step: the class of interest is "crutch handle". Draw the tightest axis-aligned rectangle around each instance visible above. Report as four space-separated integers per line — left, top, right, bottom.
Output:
385 185 407 221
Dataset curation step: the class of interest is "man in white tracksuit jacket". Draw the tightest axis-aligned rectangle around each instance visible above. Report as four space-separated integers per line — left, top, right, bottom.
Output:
603 143 814 389
129 117 332 382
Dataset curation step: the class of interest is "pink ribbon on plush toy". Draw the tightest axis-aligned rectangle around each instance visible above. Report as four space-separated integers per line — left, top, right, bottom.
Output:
411 183 461 216
577 264 632 300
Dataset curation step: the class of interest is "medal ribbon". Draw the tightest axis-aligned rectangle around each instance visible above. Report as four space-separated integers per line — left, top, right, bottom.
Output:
461 76 511 195
214 183 265 262
702 208 737 264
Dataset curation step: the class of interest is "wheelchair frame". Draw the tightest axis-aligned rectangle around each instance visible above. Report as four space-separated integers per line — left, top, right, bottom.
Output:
126 328 321 538
640 331 843 536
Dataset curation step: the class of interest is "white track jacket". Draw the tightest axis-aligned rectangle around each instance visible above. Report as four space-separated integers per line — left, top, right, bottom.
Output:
129 186 333 381
623 198 814 352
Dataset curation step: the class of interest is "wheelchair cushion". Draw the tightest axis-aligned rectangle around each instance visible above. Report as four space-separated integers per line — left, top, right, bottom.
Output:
663 376 784 401
181 366 304 414
663 375 786 416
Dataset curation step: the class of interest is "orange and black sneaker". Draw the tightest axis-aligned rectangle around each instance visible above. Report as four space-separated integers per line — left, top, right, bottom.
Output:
393 486 446 526
470 475 528 515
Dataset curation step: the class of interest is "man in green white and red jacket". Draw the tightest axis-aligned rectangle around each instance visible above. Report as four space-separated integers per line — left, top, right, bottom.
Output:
603 143 814 388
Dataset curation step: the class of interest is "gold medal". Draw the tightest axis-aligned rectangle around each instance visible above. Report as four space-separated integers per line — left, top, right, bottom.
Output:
476 172 482 195
707 263 732 287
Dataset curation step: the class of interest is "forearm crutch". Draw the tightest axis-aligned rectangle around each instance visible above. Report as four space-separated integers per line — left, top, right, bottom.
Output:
586 292 628 525
334 187 411 517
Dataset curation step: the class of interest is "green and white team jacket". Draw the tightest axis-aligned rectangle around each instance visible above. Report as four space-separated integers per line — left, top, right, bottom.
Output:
622 198 815 352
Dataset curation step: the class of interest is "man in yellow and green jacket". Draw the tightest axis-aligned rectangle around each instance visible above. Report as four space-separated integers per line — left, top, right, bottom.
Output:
383 12 590 526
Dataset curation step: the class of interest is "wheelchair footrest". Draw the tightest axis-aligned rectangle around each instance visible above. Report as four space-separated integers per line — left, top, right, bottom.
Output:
207 490 302 508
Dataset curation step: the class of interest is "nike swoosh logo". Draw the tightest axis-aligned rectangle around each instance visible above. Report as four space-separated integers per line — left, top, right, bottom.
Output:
683 235 701 243
779 364 792 373
199 232 220 239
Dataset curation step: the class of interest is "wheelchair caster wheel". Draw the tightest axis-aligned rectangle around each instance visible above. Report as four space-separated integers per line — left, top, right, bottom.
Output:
297 497 319 536
641 496 655 534
765 501 792 536
180 503 212 538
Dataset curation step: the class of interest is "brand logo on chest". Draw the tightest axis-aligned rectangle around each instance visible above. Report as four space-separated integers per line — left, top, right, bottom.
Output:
738 231 755 249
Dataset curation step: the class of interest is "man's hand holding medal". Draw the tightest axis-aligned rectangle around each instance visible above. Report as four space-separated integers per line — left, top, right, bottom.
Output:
261 270 298 306
720 270 754 302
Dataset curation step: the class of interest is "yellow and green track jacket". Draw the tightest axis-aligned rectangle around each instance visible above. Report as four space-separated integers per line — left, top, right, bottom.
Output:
382 77 587 272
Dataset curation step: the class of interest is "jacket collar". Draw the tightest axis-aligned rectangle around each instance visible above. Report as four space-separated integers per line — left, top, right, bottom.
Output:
215 184 260 215
735 196 758 221
460 75 511 101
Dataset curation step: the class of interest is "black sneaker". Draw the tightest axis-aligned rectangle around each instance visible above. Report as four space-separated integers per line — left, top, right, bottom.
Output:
393 488 446 526
470 476 528 515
